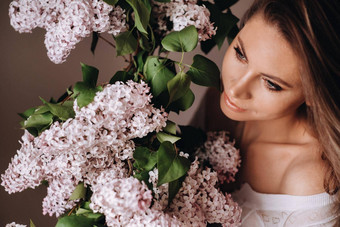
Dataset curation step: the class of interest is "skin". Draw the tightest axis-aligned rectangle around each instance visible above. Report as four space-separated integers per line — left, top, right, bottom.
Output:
220 15 327 195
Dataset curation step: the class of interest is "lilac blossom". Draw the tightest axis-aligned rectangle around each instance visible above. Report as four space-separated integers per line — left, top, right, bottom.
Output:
152 0 216 41
1 81 168 217
9 0 127 63
197 131 242 183
90 173 153 226
146 157 242 226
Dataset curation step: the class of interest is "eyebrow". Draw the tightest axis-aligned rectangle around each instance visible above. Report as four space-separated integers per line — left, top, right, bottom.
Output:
262 73 293 88
237 36 293 89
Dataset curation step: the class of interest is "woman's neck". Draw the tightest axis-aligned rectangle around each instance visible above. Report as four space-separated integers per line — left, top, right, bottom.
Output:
241 113 312 147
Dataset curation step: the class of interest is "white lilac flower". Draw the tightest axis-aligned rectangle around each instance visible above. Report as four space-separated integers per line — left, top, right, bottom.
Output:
9 0 127 63
42 176 78 217
91 0 113 32
147 158 242 226
152 0 216 41
126 209 182 227
90 173 153 226
5 222 26 227
197 131 241 183
1 81 168 217
107 6 127 36
8 0 41 33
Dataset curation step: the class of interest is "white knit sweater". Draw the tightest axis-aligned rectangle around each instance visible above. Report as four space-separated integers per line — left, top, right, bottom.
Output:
231 183 339 227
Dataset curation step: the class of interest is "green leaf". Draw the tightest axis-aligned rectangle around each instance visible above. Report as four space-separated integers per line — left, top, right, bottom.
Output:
24 112 53 129
18 107 36 120
56 215 96 227
74 83 102 108
26 128 39 137
109 71 134 84
40 98 75 121
82 212 104 221
139 31 153 52
134 50 148 75
163 120 177 135
91 32 99 55
81 63 99 88
161 25 198 52
156 132 181 144
144 56 175 97
168 175 186 205
187 55 220 89
167 71 191 104
69 182 86 200
76 208 91 215
126 0 150 34
103 0 118 5
133 147 157 171
115 30 138 56
72 65 102 108
168 89 195 113
83 201 91 210
34 105 51 115
30 219 36 227
157 141 191 186
212 10 239 49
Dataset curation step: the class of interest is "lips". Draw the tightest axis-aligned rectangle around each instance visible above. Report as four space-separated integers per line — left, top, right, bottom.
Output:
223 92 246 112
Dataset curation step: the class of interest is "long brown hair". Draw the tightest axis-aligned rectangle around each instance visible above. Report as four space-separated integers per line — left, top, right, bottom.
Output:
241 0 340 225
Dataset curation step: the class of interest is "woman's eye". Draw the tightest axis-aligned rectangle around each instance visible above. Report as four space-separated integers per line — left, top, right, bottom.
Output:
233 46 246 61
265 79 282 91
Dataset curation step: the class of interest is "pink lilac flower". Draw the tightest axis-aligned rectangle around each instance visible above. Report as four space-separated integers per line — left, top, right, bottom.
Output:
147 157 242 226
90 173 153 226
9 0 127 63
126 209 182 226
1 81 168 217
197 131 241 183
152 0 216 41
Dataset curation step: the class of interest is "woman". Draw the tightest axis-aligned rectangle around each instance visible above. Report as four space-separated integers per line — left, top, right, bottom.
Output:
208 0 340 226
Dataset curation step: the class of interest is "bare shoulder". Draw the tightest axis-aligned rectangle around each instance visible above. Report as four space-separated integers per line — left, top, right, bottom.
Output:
280 143 327 195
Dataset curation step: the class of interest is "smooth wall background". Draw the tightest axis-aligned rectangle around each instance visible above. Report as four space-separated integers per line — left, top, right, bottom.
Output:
0 0 253 226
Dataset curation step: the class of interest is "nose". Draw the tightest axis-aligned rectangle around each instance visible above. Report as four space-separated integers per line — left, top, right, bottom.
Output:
228 71 252 100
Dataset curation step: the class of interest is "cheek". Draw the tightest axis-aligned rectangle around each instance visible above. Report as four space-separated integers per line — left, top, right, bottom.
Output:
254 93 305 118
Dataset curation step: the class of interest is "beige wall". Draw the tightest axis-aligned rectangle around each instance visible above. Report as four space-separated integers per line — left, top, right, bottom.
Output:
0 0 253 225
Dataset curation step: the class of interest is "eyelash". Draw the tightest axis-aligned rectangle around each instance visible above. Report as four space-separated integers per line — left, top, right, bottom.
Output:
263 79 282 92
233 46 246 62
233 45 283 92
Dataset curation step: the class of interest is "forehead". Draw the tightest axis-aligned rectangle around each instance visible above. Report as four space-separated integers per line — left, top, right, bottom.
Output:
239 15 302 86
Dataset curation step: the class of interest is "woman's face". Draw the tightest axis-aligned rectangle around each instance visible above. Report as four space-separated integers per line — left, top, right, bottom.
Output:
220 15 305 122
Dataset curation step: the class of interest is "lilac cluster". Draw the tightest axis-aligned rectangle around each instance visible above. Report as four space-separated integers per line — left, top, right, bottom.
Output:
1 81 168 217
77 152 241 226
153 0 216 41
9 0 126 63
197 131 242 183
145 158 242 226
90 172 153 226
